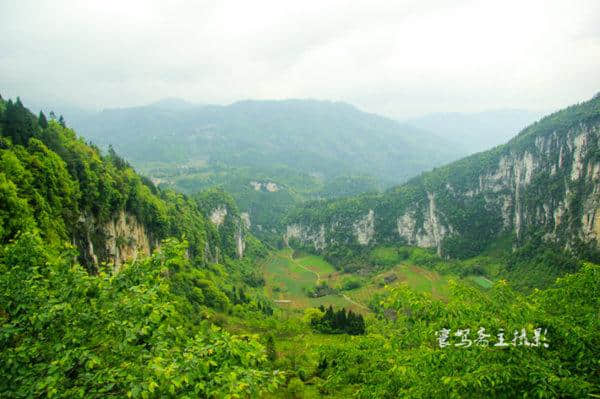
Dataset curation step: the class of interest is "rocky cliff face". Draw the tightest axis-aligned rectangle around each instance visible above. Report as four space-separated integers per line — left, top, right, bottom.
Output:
75 210 157 272
284 224 326 250
396 192 451 255
284 108 600 257
208 204 246 260
402 124 600 254
75 200 249 271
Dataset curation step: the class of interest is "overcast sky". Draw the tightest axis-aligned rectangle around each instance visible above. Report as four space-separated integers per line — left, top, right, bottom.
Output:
1 0 599 118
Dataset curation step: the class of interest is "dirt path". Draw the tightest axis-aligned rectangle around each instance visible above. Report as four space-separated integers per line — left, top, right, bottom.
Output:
286 253 370 310
341 294 369 310
410 264 439 281
281 252 321 284
278 250 370 311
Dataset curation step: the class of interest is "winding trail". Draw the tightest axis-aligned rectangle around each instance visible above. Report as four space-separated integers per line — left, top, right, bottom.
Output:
341 294 369 311
292 258 321 285
276 249 369 311
277 251 321 284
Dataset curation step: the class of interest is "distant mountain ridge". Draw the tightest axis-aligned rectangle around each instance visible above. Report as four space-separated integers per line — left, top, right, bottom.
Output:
147 97 198 110
70 98 463 183
408 109 545 154
64 99 469 240
285 94 600 265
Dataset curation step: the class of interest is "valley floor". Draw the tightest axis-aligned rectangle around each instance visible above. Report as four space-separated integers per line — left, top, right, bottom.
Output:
217 245 600 398
261 247 491 314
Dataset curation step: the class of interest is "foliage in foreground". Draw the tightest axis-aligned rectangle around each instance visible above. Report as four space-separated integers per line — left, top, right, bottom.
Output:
310 306 365 335
0 234 283 398
314 266 600 398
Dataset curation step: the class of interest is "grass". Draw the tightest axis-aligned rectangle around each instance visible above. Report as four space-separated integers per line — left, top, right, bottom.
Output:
348 264 452 305
295 254 337 276
264 250 316 300
263 248 465 313
467 275 494 289
369 246 403 266
263 249 367 313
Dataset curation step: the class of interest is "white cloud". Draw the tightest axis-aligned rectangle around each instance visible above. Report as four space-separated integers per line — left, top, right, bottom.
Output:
1 0 599 117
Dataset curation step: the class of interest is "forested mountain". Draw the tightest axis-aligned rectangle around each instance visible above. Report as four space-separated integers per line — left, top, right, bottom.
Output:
71 99 459 182
0 96 257 270
284 94 600 286
2 94 600 398
408 109 545 154
0 95 282 396
61 99 463 241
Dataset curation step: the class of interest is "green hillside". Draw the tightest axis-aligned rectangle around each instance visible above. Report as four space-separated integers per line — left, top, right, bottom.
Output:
67 99 461 241
71 99 459 182
0 96 283 396
1 95 599 397
284 94 600 290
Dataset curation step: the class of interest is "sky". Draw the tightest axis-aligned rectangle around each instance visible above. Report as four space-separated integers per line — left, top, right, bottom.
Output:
1 0 599 119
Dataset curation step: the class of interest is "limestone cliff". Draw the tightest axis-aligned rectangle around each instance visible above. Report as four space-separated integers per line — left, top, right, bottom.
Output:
284 224 326 250
203 198 247 261
74 210 157 272
284 95 600 258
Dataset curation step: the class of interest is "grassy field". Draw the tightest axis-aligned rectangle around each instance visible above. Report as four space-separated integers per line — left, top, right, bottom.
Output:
466 274 494 288
253 246 498 397
261 247 481 314
348 263 453 306
293 252 337 278
263 249 357 311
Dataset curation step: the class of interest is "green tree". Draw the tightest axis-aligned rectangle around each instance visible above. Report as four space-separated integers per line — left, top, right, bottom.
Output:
38 111 48 129
0 234 284 397
266 334 277 362
3 98 37 146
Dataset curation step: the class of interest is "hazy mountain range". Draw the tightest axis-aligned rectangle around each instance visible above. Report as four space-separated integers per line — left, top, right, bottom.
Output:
67 99 460 183
35 98 545 171
408 109 545 153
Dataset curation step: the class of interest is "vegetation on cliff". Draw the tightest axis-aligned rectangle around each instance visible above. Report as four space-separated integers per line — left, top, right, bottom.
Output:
284 94 600 287
1 95 599 397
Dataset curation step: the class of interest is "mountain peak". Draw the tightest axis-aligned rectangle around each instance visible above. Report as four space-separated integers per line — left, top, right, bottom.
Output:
149 97 197 110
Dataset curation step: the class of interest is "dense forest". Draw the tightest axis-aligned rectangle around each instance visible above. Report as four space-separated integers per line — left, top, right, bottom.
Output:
64 99 463 242
1 95 599 397
283 94 600 289
0 96 282 396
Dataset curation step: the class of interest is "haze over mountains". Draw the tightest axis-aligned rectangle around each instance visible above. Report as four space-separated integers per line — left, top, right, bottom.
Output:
44 97 544 240
69 99 461 182
43 99 545 173
57 98 545 179
408 109 546 153
285 93 600 289
2 91 600 397
3 0 600 396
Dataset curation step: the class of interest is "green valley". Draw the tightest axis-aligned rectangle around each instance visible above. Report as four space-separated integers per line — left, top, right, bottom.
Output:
1 93 599 398
65 99 460 242
262 244 505 317
4 1 600 396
